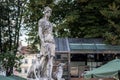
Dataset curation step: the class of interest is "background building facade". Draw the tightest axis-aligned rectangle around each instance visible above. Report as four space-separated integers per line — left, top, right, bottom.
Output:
14 38 120 80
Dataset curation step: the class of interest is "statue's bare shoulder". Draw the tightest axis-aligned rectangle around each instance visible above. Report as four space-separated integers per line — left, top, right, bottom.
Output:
39 18 45 22
38 18 46 27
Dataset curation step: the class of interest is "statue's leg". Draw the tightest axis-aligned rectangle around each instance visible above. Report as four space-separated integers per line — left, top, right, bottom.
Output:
42 57 48 77
46 43 55 80
49 57 53 79
39 44 47 77
50 43 55 77
27 65 33 78
34 67 38 79
39 56 46 77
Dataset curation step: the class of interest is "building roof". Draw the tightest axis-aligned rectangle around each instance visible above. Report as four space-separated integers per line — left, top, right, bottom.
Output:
55 38 120 54
55 38 69 53
68 38 103 44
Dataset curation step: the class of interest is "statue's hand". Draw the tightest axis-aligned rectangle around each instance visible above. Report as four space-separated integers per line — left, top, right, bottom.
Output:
41 42 45 47
41 39 45 46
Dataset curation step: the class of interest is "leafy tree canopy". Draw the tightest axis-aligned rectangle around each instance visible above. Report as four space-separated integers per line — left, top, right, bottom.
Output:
23 0 120 45
0 0 26 76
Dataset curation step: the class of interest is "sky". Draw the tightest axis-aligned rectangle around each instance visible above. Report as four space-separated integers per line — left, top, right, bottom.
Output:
19 24 28 46
20 35 28 46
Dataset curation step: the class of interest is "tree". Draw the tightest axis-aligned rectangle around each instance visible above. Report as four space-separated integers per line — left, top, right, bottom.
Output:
0 0 26 76
54 0 120 45
54 0 111 37
23 0 120 46
0 51 24 76
100 1 120 45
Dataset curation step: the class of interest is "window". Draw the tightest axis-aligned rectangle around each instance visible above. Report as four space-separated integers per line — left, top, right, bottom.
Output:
24 68 27 73
22 68 24 73
32 59 35 64
56 54 61 59
25 59 28 64
87 62 102 70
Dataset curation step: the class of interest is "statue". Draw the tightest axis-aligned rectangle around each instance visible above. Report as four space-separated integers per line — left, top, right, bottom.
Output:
27 54 41 79
53 63 65 80
38 6 55 80
27 6 65 80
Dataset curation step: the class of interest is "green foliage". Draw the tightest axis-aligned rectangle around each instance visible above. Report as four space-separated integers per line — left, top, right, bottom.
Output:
100 1 120 45
0 51 24 75
0 0 25 52
23 0 120 45
0 0 26 76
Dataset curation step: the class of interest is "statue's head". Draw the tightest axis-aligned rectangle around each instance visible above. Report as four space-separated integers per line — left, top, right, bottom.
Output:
43 6 52 17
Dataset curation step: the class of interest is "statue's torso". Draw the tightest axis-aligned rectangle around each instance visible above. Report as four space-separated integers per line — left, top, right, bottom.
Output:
39 19 54 43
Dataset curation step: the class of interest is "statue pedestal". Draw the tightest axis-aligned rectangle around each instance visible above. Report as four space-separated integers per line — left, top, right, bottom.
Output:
39 78 54 80
27 78 54 80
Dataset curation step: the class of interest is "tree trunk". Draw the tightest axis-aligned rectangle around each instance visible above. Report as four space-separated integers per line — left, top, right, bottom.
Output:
0 16 1 52
6 67 13 76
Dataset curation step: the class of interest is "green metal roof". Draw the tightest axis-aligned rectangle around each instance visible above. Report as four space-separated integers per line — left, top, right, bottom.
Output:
70 43 120 51
55 38 120 53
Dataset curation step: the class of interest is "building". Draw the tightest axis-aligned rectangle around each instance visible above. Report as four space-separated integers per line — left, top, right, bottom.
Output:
14 42 37 78
14 38 120 80
55 38 120 80
14 54 36 78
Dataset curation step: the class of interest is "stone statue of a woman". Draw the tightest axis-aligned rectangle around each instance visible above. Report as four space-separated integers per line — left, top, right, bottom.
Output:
38 6 55 80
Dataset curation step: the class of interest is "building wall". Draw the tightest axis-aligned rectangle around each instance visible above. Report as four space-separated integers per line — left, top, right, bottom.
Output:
14 54 36 78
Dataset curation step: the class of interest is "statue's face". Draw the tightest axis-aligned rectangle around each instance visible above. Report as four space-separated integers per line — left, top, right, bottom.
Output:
45 10 52 17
